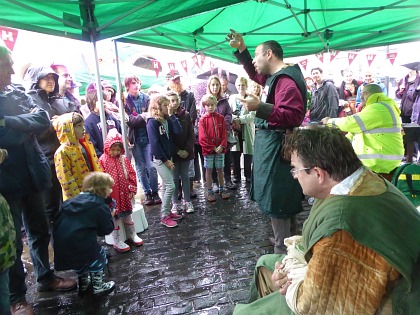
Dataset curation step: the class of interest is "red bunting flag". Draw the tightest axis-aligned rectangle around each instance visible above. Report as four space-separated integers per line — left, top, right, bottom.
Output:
0 26 19 51
192 55 200 68
366 54 376 67
386 52 398 65
168 62 176 78
226 70 230 82
152 60 161 77
348 53 357 66
217 67 222 78
315 52 324 63
299 59 308 71
330 50 339 63
180 60 188 74
200 52 205 68
210 62 215 75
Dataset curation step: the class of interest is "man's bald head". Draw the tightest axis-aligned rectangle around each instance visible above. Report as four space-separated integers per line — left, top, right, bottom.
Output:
363 83 383 96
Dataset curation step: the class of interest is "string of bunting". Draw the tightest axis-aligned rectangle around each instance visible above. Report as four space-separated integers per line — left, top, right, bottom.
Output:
298 50 398 71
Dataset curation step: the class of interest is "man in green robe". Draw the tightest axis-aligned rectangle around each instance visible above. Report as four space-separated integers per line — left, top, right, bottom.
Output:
234 127 420 315
227 31 307 253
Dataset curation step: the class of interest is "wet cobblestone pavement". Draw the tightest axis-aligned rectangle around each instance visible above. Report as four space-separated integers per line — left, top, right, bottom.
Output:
23 181 310 314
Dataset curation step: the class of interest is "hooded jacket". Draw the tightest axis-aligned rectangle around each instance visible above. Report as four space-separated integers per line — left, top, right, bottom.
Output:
0 84 52 201
124 92 150 145
310 80 339 122
53 192 114 271
199 111 227 155
99 129 137 216
328 93 403 173
172 107 195 162
53 113 101 200
25 66 76 164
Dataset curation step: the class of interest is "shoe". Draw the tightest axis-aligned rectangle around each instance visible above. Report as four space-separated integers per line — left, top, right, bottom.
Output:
160 215 178 227
184 201 195 213
10 300 34 315
220 189 230 199
124 223 143 246
91 270 115 297
78 272 92 296
171 203 183 215
144 192 153 205
225 180 237 190
152 192 162 204
212 183 219 193
169 212 183 220
112 225 130 252
37 276 77 292
207 192 217 202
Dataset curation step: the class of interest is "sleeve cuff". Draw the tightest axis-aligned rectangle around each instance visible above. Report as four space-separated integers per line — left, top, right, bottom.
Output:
256 102 273 121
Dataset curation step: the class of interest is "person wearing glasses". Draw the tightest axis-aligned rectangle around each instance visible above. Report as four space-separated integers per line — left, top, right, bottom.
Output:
124 75 161 206
227 30 307 254
234 126 420 315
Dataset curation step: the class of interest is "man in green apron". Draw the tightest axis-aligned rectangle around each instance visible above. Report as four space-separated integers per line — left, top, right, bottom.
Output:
227 30 307 253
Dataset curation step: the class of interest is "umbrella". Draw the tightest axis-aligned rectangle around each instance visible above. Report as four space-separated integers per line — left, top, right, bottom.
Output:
401 62 420 71
132 55 162 72
197 69 238 94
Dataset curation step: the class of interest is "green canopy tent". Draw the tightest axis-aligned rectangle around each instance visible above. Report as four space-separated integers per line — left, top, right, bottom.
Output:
1 0 419 62
2 0 420 148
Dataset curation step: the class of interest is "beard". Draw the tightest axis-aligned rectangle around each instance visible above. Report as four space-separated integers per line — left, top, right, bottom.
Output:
169 81 184 94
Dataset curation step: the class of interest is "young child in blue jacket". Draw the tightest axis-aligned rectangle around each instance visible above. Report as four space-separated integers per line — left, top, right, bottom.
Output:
53 172 116 297
146 94 183 228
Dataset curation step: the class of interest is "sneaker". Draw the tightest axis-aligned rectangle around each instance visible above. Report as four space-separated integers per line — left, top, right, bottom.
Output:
152 192 162 204
171 203 183 215
225 180 237 190
212 182 219 193
184 201 195 213
160 215 178 227
169 212 183 220
220 189 230 199
144 193 153 205
207 192 217 202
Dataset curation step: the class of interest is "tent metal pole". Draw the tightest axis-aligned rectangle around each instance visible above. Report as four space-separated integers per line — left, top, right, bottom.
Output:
91 33 108 145
112 40 130 157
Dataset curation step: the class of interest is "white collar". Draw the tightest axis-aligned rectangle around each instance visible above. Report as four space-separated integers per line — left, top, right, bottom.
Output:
330 167 364 196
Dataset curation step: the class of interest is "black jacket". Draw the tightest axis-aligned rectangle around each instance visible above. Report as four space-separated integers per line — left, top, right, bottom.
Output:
53 193 114 271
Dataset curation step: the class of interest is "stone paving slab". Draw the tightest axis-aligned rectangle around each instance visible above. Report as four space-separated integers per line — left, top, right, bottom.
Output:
23 182 310 314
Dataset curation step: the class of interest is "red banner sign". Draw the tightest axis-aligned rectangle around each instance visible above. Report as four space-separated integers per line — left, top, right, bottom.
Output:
299 59 308 71
152 60 161 77
210 61 215 75
386 52 397 65
0 26 18 51
200 52 205 68
348 53 357 66
330 50 339 63
181 60 188 74
366 54 376 67
192 55 200 68
315 52 324 63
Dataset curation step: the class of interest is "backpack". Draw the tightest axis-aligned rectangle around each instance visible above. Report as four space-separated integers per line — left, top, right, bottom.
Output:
391 163 420 207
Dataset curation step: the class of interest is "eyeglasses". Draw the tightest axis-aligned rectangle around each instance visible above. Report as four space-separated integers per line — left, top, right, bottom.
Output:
290 167 311 177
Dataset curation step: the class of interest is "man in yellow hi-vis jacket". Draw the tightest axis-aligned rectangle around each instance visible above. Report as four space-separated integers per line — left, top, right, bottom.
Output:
322 84 404 179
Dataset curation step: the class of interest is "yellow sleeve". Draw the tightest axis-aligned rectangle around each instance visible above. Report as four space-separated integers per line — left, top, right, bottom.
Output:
54 149 80 200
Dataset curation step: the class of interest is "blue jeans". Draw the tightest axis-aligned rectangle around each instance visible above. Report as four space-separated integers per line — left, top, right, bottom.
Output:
132 142 158 194
8 191 53 304
172 160 191 203
0 269 10 315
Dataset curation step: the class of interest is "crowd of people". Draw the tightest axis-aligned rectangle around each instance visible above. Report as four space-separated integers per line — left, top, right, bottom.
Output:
1 27 420 315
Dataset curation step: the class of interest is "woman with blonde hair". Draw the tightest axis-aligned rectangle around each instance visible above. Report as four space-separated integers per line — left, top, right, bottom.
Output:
146 95 183 228
229 77 256 183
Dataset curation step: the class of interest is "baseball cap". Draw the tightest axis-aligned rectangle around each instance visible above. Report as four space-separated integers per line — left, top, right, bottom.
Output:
166 70 181 80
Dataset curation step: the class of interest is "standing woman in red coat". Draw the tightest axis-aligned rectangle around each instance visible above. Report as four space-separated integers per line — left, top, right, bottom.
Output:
99 129 143 252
